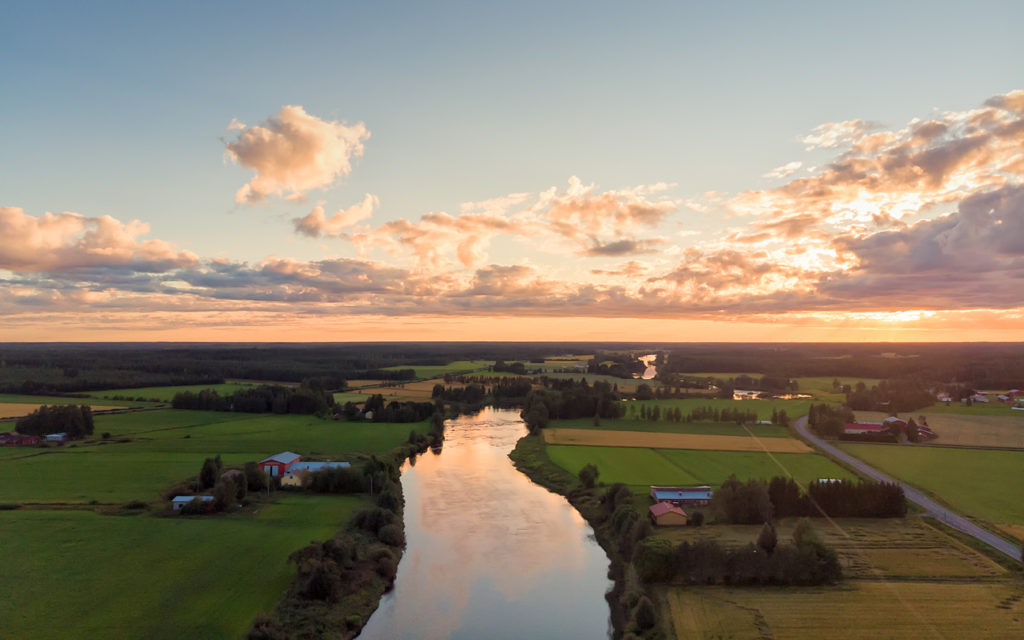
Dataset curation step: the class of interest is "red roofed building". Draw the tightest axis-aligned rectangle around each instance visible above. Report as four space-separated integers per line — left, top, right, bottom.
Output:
843 422 890 436
258 451 301 477
649 502 688 526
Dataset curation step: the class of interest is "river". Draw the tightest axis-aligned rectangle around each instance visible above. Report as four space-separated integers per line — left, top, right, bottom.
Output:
359 408 612 639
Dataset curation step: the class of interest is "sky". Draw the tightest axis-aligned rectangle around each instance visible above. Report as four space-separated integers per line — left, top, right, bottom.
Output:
1 1 1023 342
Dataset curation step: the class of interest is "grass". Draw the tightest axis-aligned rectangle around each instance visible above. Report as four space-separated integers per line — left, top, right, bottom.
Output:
542 428 813 453
381 360 492 378
537 372 659 390
660 581 1024 639
0 391 142 407
551 418 792 438
839 444 1024 525
547 445 701 486
656 449 854 486
623 397 814 421
546 444 851 490
0 495 367 640
913 401 1024 417
86 382 257 402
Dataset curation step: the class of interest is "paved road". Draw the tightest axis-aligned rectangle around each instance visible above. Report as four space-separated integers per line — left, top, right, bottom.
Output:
793 416 1022 562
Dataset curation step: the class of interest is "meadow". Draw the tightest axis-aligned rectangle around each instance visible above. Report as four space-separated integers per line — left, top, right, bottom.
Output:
86 382 257 402
839 444 1024 526
0 495 366 639
0 410 425 504
551 418 792 437
382 360 492 378
543 428 812 453
623 397 814 421
0 401 424 638
546 444 852 490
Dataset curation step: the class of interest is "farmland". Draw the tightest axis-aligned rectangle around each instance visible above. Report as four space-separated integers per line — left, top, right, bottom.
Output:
546 444 852 489
623 397 814 421
0 402 125 419
0 402 426 638
856 411 1024 449
382 360 492 378
839 444 1024 526
550 418 792 437
543 428 813 453
0 495 366 639
86 382 257 402
660 581 1023 640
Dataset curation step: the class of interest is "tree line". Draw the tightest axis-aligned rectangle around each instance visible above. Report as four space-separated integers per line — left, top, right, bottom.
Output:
633 519 841 587
712 475 906 524
171 383 334 415
15 404 94 439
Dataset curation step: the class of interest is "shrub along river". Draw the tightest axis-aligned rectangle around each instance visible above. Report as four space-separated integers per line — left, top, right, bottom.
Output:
359 407 612 639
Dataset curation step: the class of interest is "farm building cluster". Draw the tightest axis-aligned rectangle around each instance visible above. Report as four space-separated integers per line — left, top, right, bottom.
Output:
0 431 68 446
258 451 351 487
936 389 1024 406
843 416 937 441
647 485 714 526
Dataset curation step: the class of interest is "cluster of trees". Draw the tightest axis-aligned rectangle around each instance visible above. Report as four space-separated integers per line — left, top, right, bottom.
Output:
340 395 436 423
587 351 645 379
807 403 856 437
633 519 841 586
626 403 780 425
712 475 906 523
172 383 334 415
15 404 93 438
845 379 937 413
521 379 625 433
491 359 527 375
179 456 256 515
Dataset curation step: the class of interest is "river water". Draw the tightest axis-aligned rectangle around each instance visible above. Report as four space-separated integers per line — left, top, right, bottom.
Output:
359 408 612 639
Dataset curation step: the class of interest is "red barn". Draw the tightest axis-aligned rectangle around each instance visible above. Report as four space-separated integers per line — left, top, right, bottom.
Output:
258 451 301 477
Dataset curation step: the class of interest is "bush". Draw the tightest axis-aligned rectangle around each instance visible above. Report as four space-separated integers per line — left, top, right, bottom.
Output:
377 523 406 547
634 596 656 630
124 500 147 510
376 555 397 580
635 537 676 583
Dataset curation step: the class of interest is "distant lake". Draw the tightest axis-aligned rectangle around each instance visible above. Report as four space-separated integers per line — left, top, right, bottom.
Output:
359 408 612 639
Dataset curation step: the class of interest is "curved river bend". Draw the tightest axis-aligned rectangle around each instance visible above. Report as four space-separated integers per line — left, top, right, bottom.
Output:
359 408 611 639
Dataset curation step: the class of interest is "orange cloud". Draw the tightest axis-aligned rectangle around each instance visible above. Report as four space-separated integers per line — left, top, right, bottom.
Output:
224 105 369 203
293 193 379 238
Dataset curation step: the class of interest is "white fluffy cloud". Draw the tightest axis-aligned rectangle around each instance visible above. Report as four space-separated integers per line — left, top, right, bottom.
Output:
224 105 369 203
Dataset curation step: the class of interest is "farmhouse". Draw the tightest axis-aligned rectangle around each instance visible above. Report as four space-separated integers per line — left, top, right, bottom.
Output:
650 485 713 506
45 432 67 443
936 392 952 403
649 502 688 526
258 451 301 477
171 495 214 511
281 461 351 487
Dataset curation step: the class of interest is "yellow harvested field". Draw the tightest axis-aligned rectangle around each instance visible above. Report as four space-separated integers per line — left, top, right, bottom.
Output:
0 403 123 419
542 428 812 453
998 523 1024 541
662 582 1024 639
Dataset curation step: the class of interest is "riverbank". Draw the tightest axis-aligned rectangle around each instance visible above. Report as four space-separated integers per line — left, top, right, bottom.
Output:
510 433 654 639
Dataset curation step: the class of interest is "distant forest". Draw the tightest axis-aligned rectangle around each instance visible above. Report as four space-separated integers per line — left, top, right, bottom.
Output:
1 342 1022 396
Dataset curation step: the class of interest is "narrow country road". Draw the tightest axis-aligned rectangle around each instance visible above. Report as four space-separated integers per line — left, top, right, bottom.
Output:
793 416 1022 562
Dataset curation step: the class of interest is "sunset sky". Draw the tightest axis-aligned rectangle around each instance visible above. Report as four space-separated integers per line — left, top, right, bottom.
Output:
2 1 1023 341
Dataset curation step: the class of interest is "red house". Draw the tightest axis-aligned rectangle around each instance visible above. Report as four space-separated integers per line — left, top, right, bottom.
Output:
258 451 301 477
0 432 41 446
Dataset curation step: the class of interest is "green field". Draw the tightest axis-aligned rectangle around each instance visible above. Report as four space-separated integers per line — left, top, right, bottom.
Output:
86 382 258 402
0 401 423 638
0 393 141 407
0 410 424 503
913 401 1024 417
547 444 853 491
0 495 366 639
552 418 792 438
382 360 492 378
623 397 813 422
840 444 1024 525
